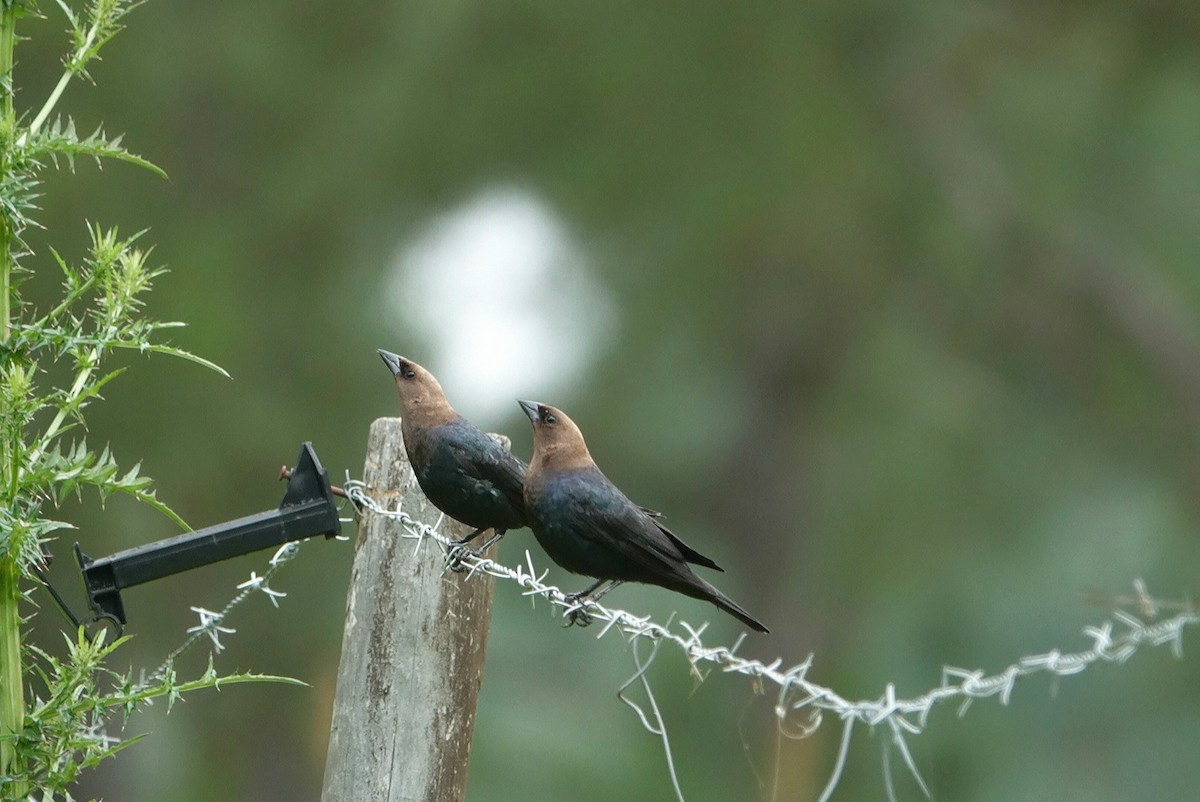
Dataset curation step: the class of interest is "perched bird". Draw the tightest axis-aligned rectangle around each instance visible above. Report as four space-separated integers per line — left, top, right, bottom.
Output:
519 399 769 633
379 350 527 552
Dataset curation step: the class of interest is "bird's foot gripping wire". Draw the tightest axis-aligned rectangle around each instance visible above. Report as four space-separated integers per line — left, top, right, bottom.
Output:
563 597 596 628
445 527 505 573
561 579 622 628
444 543 477 573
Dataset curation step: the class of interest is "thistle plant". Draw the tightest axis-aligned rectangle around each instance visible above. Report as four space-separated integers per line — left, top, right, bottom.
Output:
0 2 295 797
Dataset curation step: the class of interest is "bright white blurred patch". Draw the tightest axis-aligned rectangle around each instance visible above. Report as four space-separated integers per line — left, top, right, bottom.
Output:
386 187 616 425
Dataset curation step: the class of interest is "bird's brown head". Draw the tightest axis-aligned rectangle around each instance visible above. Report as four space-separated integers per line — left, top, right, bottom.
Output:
519 399 593 472
378 350 456 424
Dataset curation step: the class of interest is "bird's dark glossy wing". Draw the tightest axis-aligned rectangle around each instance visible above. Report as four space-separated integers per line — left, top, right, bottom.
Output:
563 477 710 578
445 427 528 512
638 505 722 570
648 517 722 571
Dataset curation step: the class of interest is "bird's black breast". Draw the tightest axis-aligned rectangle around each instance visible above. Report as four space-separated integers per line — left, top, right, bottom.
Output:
404 418 527 531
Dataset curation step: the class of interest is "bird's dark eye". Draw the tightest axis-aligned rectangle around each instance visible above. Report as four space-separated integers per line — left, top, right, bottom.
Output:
542 411 557 424
402 369 416 379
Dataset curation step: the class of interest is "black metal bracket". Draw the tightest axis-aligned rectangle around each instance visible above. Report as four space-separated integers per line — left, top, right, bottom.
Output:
73 442 341 631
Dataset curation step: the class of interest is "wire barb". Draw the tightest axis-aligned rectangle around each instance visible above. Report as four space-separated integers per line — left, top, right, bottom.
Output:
142 541 306 685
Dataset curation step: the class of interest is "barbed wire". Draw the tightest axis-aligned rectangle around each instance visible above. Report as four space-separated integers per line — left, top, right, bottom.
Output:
133 471 1198 800
140 524 353 686
343 480 1200 802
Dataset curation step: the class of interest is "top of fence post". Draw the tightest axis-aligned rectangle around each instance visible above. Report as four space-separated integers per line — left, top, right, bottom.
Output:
321 417 499 802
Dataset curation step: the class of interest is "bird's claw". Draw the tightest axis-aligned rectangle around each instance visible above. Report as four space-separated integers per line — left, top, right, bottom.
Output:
562 594 595 627
564 607 595 628
445 544 476 573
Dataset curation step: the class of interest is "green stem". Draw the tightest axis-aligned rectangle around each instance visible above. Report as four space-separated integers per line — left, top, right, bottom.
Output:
0 2 23 784
0 219 8 345
25 352 96 471
15 2 107 149
0 561 21 781
1 2 16 343
23 70 71 142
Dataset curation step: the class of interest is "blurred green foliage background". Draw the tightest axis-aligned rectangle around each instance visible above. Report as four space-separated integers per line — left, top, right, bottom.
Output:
17 1 1200 799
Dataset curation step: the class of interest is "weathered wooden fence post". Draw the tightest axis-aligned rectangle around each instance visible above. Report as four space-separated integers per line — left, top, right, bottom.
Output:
321 417 499 802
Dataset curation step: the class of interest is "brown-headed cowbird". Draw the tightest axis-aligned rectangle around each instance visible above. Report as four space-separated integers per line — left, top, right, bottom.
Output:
379 350 527 552
519 399 769 633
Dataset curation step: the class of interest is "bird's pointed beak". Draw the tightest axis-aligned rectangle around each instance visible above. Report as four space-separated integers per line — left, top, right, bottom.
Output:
378 349 405 376
517 399 541 422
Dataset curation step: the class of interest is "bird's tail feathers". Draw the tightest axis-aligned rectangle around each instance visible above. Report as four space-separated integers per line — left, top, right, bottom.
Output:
691 577 769 633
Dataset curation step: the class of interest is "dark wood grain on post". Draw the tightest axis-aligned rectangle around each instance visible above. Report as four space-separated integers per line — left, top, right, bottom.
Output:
321 417 499 802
